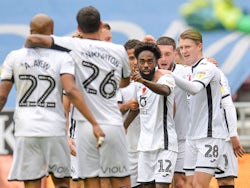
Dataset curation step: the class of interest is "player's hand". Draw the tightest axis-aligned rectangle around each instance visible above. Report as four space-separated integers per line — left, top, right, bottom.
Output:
128 98 139 111
68 137 77 156
131 71 144 83
142 34 156 43
207 58 218 67
230 136 245 157
93 125 106 148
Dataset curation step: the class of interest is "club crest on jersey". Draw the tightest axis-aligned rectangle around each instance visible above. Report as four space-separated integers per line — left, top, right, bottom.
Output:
195 71 206 79
139 96 147 107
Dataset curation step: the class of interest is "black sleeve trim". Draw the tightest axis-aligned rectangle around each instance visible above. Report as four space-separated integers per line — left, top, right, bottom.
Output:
193 80 206 88
222 94 230 99
1 77 14 83
51 38 71 52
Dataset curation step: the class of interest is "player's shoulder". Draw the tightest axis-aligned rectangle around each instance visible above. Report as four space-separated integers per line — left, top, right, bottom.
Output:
155 69 174 83
83 39 126 54
10 47 28 54
156 69 172 77
196 58 218 74
173 63 186 73
105 41 126 53
5 48 30 60
199 58 217 68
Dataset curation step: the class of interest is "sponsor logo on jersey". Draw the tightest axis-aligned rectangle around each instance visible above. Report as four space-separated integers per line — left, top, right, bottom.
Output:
195 71 206 79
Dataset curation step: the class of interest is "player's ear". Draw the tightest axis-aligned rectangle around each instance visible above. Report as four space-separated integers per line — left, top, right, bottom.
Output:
198 42 203 51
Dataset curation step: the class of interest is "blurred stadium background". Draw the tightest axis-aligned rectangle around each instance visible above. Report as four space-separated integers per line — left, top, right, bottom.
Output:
0 0 250 187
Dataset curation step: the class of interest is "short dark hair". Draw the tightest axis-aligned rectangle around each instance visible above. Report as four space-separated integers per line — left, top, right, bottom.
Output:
76 6 101 33
156 36 176 50
124 39 141 50
134 42 161 60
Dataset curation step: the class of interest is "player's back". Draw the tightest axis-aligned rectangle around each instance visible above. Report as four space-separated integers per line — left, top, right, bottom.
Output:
1 47 74 136
52 37 131 125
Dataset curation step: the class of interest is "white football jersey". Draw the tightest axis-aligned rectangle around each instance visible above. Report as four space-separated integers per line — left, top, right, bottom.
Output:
220 69 238 140
52 36 130 125
117 82 140 152
0 48 74 136
135 74 178 152
188 58 227 139
172 64 191 141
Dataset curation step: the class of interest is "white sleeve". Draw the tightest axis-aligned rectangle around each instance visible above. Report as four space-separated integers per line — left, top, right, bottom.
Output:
173 73 204 95
116 89 123 103
222 95 238 137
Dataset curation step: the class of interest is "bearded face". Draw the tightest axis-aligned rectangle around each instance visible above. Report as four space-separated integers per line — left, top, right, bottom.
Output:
140 67 155 81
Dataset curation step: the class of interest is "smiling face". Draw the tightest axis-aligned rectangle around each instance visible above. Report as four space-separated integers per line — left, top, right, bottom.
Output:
157 44 175 70
178 38 202 66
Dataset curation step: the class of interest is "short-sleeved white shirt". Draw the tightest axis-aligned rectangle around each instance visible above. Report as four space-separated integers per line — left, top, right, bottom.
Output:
52 36 130 125
135 74 178 152
0 48 74 136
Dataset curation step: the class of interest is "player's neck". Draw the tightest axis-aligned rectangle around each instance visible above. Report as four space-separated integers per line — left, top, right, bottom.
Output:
80 31 101 41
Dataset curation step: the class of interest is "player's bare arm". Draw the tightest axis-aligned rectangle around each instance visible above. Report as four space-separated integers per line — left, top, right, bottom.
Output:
123 109 139 130
118 98 139 115
132 71 171 96
25 34 53 48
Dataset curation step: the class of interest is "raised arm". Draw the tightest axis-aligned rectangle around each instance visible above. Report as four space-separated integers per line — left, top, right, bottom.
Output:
173 73 204 95
132 71 171 96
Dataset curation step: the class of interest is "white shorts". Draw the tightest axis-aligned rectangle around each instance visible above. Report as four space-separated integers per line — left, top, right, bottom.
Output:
128 152 140 187
215 140 238 179
75 121 130 179
71 154 78 180
184 138 226 176
137 149 177 184
174 139 185 174
8 136 71 181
